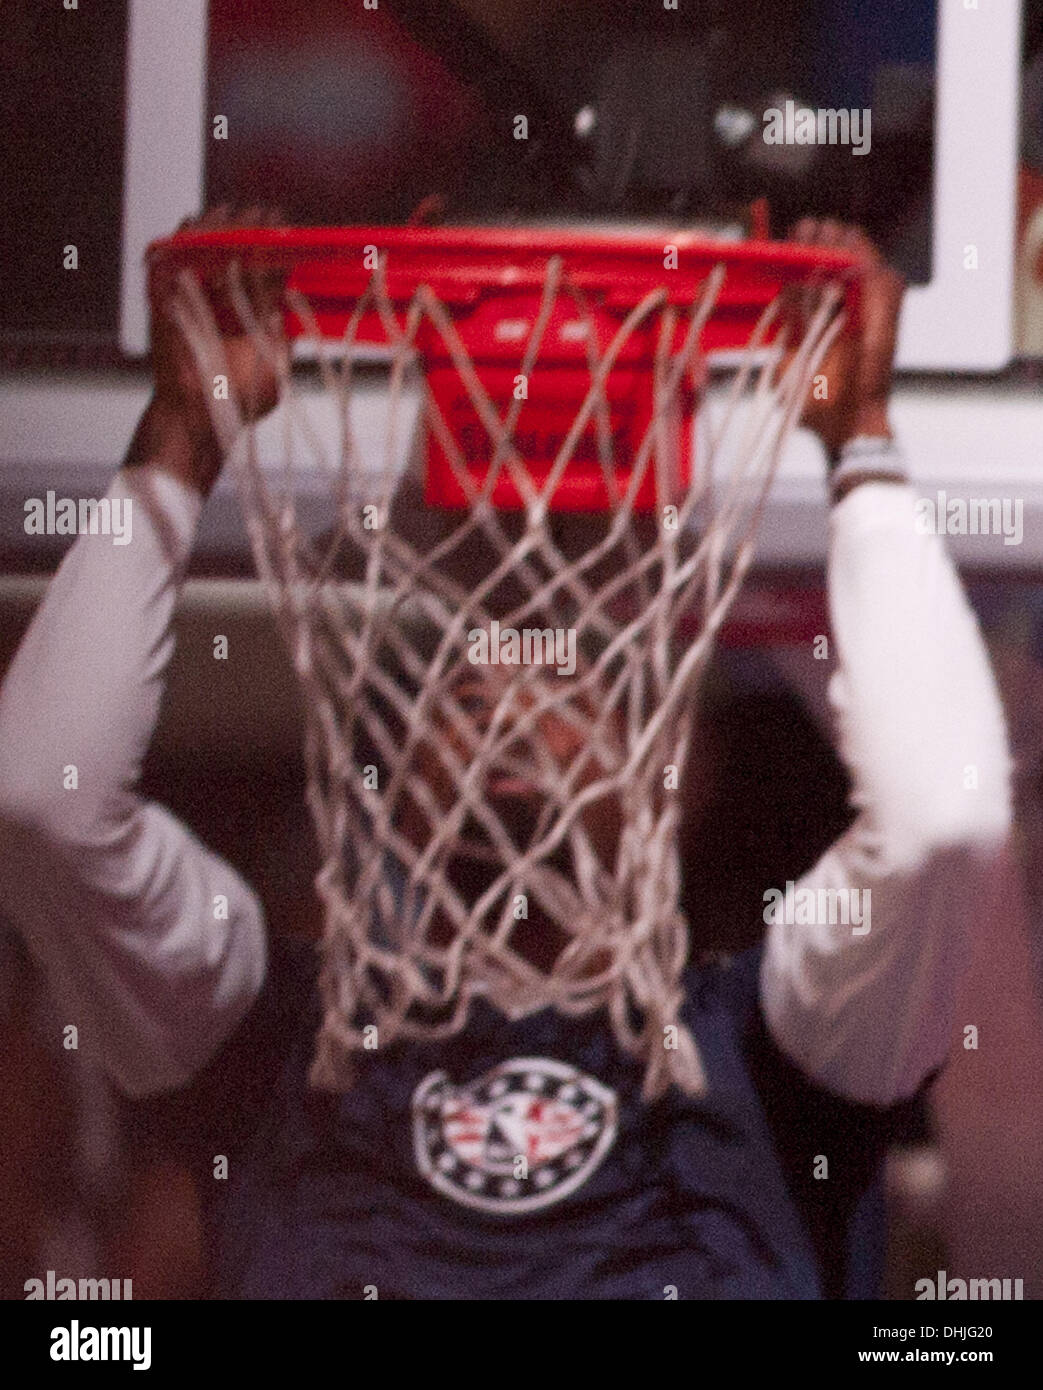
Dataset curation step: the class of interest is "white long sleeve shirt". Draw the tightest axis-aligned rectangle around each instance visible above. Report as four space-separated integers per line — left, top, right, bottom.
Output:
0 456 1013 1106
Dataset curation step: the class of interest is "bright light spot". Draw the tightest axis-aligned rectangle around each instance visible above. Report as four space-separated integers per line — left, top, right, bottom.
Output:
574 106 597 138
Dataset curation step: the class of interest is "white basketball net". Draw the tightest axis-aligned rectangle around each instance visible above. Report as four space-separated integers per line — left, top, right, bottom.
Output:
170 248 844 1100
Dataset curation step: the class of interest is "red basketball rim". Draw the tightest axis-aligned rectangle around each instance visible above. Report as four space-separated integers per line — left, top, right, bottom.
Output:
147 223 862 309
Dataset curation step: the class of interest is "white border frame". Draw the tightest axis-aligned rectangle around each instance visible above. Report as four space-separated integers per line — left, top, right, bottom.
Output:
120 0 1023 371
120 0 208 357
896 0 1021 371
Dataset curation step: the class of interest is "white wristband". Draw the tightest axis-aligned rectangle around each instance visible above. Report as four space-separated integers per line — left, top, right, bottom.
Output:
830 436 908 501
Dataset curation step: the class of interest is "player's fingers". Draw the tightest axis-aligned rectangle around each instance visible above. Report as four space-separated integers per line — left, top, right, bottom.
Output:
258 215 291 312
178 202 270 237
790 218 844 247
788 222 831 321
198 203 234 230
206 205 283 323
833 224 879 263
238 210 268 285
815 219 845 247
252 278 288 334
790 218 820 244
175 208 224 236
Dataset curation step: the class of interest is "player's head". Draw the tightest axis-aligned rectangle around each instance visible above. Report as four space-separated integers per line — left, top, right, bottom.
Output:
429 658 623 846
399 654 626 975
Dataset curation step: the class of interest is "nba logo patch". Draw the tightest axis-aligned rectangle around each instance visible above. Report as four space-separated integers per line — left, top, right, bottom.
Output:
412 1058 618 1215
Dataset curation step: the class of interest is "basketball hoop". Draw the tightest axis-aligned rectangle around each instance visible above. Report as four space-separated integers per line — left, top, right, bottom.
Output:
148 223 859 1100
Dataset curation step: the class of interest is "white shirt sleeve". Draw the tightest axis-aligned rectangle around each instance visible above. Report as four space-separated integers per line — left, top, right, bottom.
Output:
0 468 267 1098
759 474 1014 1107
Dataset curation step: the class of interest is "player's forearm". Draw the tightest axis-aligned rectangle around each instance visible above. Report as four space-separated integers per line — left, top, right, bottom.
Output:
0 465 201 841
826 466 1012 860
0 460 266 1096
760 457 1014 1105
125 396 224 500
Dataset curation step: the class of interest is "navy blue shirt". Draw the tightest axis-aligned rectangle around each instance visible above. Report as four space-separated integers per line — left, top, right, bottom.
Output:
130 936 924 1300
